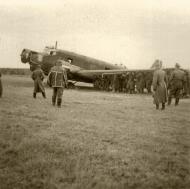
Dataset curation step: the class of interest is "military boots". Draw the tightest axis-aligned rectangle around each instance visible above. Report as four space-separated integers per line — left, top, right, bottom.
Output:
175 98 179 106
52 96 56 106
33 93 36 98
156 104 159 110
167 97 172 105
42 92 46 99
57 98 62 108
161 103 165 110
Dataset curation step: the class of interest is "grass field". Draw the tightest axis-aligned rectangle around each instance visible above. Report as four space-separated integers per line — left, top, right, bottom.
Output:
0 75 190 189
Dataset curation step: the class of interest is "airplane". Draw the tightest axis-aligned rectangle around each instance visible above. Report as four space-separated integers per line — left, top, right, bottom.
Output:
20 42 174 88
20 42 130 87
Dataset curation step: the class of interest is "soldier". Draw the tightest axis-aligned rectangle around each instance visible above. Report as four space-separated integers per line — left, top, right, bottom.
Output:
47 59 68 107
118 74 124 92
112 74 120 92
136 72 145 93
31 65 46 99
145 71 153 93
0 71 3 98
115 75 120 92
127 72 135 94
104 75 112 91
168 63 185 106
112 74 117 92
152 60 167 110
93 76 100 90
123 73 128 93
183 70 190 98
102 75 106 91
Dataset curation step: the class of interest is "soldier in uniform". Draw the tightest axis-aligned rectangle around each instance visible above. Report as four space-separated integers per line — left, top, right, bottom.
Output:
47 59 68 107
104 75 112 91
31 65 46 99
145 71 153 93
115 75 120 92
136 72 145 93
127 72 135 94
112 74 117 92
183 70 190 98
0 71 3 98
152 60 167 110
118 74 125 92
93 76 100 90
168 63 185 106
123 73 128 93
112 74 120 92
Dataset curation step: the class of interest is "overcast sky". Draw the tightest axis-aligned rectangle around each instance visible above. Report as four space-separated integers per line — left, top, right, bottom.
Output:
0 0 190 69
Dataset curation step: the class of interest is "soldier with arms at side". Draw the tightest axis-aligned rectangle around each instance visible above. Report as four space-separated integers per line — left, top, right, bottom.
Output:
152 60 167 110
31 65 46 99
47 59 68 108
145 71 153 93
183 70 190 98
168 63 185 106
127 72 135 94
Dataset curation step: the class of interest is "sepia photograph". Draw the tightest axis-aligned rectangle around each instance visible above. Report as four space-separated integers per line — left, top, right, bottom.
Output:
0 0 190 188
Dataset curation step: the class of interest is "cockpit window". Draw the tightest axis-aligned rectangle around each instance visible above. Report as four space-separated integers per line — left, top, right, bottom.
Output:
43 47 57 55
105 67 110 70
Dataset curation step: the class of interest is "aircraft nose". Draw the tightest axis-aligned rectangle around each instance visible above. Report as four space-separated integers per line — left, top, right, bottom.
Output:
20 49 31 63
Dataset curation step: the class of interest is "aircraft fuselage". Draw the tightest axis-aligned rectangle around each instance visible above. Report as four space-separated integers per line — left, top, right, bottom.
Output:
21 48 125 83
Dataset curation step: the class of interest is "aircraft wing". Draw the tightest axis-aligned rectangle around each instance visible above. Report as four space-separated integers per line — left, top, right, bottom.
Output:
74 68 174 79
77 67 175 74
75 69 152 77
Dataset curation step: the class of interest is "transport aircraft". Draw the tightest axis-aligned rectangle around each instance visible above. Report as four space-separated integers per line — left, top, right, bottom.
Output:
21 42 129 86
20 42 172 88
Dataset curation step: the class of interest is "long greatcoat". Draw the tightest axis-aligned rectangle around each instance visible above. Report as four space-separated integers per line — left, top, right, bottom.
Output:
31 68 45 93
152 69 167 104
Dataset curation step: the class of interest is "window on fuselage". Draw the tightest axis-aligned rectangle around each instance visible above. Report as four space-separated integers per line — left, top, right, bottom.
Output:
105 67 110 70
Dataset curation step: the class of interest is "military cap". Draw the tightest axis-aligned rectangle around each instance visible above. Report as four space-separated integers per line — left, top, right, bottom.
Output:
151 59 161 69
175 63 180 68
154 61 161 69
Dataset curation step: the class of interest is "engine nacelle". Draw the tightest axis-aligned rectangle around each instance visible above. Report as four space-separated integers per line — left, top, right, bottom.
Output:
20 49 31 63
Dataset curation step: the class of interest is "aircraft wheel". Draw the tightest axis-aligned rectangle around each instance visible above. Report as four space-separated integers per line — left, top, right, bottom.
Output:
67 82 75 89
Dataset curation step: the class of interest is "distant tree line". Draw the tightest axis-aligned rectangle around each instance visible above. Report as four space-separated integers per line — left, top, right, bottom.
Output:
0 68 31 75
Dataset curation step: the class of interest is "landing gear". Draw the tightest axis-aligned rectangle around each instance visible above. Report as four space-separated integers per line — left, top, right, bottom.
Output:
67 82 76 89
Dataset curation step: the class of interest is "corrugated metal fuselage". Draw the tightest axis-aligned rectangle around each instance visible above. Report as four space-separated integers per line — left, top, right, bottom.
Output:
21 49 124 83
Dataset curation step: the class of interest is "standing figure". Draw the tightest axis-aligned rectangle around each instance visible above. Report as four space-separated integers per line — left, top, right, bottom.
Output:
0 71 3 98
127 72 135 94
183 70 190 98
31 65 46 99
47 60 68 107
145 72 153 93
152 60 167 110
136 72 145 93
168 63 185 106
